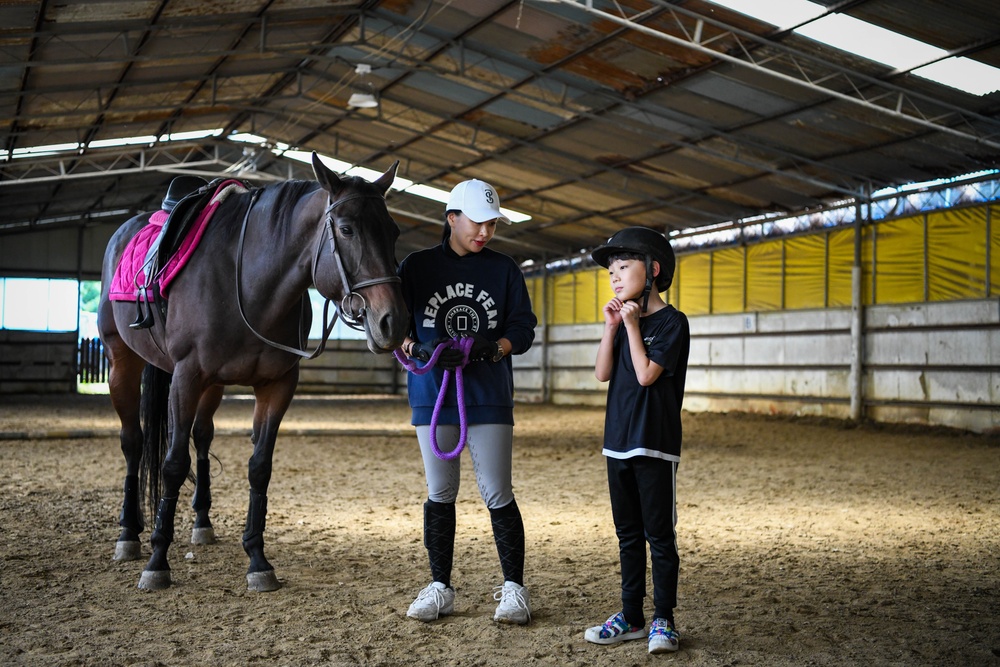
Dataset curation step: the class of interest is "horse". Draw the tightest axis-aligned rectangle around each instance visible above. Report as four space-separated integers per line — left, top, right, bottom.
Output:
96 153 408 591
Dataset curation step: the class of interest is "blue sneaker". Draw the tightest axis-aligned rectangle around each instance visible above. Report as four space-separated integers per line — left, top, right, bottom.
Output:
584 611 646 645
648 617 680 654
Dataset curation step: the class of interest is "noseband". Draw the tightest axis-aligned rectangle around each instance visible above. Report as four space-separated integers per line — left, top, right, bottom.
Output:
318 191 402 332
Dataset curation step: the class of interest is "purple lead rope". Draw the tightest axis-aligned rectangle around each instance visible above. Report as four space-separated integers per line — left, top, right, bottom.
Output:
393 337 475 460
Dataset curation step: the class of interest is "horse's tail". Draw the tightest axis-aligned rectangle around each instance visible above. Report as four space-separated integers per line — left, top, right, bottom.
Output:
139 363 171 524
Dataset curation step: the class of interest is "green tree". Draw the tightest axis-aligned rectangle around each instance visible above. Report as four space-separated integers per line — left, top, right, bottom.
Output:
80 280 101 313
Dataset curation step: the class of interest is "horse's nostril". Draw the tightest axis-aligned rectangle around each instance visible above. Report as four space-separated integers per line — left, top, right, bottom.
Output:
378 312 393 339
378 311 406 348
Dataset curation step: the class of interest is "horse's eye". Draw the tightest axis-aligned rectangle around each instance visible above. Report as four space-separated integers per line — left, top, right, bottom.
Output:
338 225 355 237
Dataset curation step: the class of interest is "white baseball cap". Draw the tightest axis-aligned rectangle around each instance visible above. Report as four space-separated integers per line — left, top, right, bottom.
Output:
446 179 511 225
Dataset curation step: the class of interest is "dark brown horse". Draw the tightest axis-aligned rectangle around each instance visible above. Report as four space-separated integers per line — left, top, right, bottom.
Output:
97 153 407 591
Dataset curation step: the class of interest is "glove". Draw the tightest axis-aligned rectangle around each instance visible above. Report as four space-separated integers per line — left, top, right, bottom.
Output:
436 346 466 369
465 332 496 362
410 338 466 369
408 340 437 362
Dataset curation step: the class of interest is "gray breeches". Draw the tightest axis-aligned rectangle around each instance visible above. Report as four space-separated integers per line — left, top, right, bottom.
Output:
415 423 515 510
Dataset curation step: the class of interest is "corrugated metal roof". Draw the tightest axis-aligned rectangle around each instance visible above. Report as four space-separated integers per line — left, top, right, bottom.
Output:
1 0 998 271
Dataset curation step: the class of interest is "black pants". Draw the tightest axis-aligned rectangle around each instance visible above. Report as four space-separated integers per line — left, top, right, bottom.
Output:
607 455 679 625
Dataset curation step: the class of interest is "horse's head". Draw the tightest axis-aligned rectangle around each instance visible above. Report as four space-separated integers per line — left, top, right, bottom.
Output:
310 152 408 353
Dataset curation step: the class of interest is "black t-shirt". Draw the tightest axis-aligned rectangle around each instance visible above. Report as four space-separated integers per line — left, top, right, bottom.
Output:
602 305 690 462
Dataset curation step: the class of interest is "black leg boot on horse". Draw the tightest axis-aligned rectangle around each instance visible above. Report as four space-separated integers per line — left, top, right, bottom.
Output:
190 458 216 545
138 404 193 590
138 495 178 590
114 474 143 561
243 488 278 591
240 377 295 592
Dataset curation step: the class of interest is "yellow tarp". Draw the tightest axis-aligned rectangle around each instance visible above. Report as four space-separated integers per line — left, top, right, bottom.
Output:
550 272 576 324
666 277 679 306
826 227 857 307
597 269 617 316
525 276 544 323
993 205 1000 297
747 241 783 311
677 253 711 315
574 269 602 324
927 207 988 301
711 247 745 313
783 235 827 309
875 216 924 304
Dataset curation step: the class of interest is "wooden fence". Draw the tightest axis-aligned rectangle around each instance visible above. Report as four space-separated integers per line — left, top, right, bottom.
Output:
78 337 109 384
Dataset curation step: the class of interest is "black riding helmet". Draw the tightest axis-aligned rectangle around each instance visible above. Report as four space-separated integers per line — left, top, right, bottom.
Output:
162 175 209 212
591 226 676 310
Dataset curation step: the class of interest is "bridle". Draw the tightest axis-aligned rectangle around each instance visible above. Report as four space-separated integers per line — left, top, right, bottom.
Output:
236 186 401 359
315 190 402 331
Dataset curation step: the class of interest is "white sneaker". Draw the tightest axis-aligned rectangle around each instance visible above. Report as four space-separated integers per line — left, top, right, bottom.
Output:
493 581 531 625
406 582 455 622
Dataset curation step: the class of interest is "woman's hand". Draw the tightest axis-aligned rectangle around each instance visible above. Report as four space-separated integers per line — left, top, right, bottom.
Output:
409 338 465 368
464 332 496 361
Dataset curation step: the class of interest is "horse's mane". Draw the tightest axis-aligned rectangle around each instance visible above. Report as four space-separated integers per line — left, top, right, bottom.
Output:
212 179 323 237
260 180 324 227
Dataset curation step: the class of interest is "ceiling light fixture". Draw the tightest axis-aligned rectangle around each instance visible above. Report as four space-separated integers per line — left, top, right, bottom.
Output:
347 63 379 109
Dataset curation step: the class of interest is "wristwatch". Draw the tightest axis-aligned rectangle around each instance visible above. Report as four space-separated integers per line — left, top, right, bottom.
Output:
491 341 505 362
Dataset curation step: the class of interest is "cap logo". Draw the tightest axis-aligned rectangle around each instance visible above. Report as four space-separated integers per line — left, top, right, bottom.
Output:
484 188 495 204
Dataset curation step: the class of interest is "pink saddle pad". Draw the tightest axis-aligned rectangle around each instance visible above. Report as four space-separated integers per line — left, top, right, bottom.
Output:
109 180 245 302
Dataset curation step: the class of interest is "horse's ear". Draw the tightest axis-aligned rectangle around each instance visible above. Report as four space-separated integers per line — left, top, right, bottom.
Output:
312 152 344 194
373 160 399 196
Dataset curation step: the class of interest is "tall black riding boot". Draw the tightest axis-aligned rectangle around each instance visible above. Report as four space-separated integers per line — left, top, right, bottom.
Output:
489 499 525 585
424 499 456 587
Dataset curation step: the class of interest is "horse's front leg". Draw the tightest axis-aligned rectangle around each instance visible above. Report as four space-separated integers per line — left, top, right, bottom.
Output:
243 367 298 592
190 385 224 546
138 377 199 590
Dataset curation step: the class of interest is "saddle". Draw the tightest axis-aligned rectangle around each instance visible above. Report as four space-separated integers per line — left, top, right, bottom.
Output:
150 178 225 275
129 178 247 329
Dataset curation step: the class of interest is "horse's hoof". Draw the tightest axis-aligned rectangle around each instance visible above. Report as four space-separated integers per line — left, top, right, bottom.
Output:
114 540 142 561
247 570 280 592
137 569 171 590
190 527 217 545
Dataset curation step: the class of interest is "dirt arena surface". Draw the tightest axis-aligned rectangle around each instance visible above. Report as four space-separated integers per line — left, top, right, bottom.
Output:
1 393 997 666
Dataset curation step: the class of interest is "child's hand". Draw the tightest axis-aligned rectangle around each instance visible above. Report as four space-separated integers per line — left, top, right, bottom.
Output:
620 299 641 326
602 298 624 326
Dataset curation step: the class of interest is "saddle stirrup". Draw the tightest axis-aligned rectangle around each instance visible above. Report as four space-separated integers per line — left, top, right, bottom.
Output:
129 298 154 330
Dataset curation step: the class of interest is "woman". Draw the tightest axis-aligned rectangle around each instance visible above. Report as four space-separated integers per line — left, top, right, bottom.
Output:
397 178 537 625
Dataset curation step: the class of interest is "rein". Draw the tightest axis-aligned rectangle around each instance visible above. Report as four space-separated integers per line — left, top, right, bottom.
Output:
393 337 475 461
236 187 400 359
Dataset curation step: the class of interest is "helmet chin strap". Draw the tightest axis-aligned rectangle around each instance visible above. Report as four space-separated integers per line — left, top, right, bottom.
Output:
640 255 653 312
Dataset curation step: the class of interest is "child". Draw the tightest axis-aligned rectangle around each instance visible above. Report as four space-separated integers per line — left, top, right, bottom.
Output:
585 226 690 655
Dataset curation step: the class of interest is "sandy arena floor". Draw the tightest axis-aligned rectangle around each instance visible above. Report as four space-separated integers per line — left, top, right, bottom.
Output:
1 393 997 666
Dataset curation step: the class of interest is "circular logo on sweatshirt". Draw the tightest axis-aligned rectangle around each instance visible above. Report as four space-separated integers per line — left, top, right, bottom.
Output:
444 305 480 337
